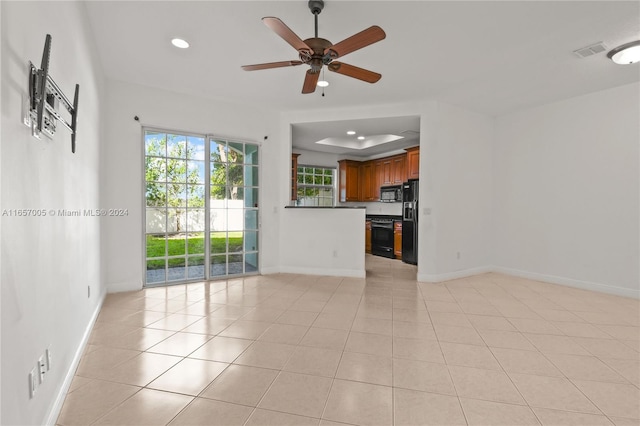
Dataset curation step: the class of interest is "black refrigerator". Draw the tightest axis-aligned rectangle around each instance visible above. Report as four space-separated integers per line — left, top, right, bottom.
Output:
402 179 419 264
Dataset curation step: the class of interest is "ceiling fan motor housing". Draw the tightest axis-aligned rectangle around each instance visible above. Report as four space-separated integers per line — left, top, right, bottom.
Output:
308 0 324 15
300 37 333 72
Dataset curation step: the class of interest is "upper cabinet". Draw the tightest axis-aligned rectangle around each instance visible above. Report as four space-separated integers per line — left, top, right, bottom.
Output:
405 146 419 180
338 147 419 203
391 154 406 185
338 160 361 202
359 161 377 201
378 158 393 186
291 153 300 200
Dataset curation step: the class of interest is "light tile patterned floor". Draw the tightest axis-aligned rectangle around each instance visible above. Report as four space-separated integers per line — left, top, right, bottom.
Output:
57 255 640 425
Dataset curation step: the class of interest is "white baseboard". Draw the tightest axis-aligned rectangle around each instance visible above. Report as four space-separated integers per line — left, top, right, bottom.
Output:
260 266 280 275
418 264 638 299
107 279 142 293
418 265 493 283
279 265 366 279
45 291 106 426
493 266 640 299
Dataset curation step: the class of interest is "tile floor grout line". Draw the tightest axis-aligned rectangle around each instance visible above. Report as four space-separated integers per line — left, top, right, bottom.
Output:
57 256 640 425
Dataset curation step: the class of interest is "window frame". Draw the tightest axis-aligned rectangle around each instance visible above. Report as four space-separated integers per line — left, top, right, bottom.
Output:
295 164 337 207
142 126 260 286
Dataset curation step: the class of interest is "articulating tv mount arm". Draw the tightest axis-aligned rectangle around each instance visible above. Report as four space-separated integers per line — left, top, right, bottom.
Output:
27 34 80 153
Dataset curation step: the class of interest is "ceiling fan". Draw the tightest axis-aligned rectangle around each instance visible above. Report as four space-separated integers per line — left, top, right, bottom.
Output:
241 0 386 94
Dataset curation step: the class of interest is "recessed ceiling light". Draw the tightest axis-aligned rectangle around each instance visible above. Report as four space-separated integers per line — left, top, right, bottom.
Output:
171 38 190 49
607 40 640 64
317 80 329 87
346 131 356 135
357 136 365 140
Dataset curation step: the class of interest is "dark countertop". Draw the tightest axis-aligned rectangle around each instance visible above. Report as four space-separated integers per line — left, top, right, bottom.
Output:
366 214 403 221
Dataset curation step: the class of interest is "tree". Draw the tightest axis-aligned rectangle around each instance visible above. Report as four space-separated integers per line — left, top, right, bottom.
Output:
210 142 243 200
145 134 203 232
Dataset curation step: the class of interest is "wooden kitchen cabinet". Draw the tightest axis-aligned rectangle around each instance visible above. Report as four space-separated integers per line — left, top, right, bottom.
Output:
365 220 372 253
359 161 377 201
394 220 402 259
405 146 420 180
339 152 409 202
374 160 384 197
291 153 300 200
338 160 361 202
391 154 406 184
379 158 393 186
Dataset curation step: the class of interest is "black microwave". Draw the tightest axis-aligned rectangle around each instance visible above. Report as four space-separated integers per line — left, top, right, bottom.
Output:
380 185 402 202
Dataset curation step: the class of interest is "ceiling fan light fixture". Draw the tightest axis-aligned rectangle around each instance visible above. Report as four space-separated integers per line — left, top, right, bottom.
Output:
607 40 640 64
317 80 329 87
171 38 190 49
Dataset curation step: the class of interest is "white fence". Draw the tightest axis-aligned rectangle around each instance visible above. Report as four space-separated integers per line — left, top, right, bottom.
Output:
146 200 246 234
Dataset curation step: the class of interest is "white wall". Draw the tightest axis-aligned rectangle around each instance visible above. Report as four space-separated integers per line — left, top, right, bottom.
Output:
280 208 366 277
1 2 105 425
101 80 281 291
419 102 494 281
493 83 639 297
293 148 339 168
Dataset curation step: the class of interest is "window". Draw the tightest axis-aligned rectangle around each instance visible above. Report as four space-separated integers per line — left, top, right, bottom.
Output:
296 166 335 206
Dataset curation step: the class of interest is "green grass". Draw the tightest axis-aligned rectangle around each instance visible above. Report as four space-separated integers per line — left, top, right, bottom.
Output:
146 233 243 269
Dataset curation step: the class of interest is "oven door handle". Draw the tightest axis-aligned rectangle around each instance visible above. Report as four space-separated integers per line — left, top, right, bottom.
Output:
371 222 394 229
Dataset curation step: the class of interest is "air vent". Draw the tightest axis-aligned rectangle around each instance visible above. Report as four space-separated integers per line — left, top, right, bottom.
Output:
573 42 607 58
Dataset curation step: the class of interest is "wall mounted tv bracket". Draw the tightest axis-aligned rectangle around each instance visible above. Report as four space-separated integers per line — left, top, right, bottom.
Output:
25 34 79 153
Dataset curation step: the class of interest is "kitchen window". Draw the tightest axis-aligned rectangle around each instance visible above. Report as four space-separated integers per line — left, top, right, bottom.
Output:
296 165 335 206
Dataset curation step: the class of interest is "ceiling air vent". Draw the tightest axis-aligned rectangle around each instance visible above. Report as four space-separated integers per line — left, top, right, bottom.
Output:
573 42 607 58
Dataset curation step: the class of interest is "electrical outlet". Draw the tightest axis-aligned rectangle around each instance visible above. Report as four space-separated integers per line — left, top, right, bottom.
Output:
46 347 52 371
332 250 338 258
38 356 46 384
29 368 37 398
456 251 461 260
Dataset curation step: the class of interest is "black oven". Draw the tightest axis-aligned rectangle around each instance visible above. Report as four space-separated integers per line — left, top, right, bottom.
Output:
371 218 395 259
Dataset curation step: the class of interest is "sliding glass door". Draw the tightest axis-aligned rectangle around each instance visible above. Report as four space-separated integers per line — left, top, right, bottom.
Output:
144 129 259 285
209 139 259 277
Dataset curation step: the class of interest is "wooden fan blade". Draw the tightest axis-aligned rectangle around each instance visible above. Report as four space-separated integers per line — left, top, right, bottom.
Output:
302 69 319 94
324 26 385 59
242 60 303 71
328 62 381 83
263 17 311 53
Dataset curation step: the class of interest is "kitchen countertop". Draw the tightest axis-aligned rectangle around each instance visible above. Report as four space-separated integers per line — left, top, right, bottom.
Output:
366 214 403 221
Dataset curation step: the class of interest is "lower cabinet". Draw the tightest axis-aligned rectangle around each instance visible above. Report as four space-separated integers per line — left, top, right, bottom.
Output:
394 221 402 259
365 220 372 253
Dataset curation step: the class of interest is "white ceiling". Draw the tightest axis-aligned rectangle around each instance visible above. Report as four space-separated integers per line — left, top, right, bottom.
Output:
84 0 639 154
291 115 420 157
